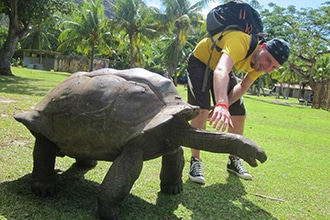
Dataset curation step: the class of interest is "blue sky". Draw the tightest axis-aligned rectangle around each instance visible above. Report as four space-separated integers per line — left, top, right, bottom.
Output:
250 0 325 9
145 0 326 15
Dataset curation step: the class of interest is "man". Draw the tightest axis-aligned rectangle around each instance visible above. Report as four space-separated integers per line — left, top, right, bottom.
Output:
187 30 290 184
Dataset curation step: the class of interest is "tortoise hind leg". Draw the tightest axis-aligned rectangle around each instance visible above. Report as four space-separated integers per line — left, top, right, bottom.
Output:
31 133 58 197
160 146 184 194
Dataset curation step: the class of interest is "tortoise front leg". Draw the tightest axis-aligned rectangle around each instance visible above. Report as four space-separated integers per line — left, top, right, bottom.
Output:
97 144 143 220
160 146 184 194
31 133 58 197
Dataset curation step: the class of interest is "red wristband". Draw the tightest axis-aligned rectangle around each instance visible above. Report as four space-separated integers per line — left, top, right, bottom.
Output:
215 103 229 109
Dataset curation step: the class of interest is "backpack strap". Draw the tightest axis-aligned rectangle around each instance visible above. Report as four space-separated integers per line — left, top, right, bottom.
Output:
245 34 258 59
202 34 223 92
201 34 260 92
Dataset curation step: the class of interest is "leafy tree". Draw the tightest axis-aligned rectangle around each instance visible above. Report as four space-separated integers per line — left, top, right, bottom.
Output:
312 54 330 108
248 0 261 8
261 2 330 108
160 0 208 85
58 0 111 71
109 0 159 68
20 14 63 51
0 0 70 76
314 55 330 81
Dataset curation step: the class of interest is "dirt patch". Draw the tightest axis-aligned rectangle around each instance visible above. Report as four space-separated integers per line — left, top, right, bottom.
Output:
0 98 16 103
272 100 293 106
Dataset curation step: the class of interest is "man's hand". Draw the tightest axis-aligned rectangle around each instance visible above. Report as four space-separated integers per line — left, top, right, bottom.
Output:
208 105 234 132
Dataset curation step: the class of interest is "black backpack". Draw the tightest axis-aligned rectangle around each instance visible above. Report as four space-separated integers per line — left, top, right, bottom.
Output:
201 1 264 92
206 0 263 37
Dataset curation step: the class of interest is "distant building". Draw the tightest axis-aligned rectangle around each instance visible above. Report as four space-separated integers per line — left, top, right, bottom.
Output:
22 49 109 73
22 49 60 71
273 83 313 100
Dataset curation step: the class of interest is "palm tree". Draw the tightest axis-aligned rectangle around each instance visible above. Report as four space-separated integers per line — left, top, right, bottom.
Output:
160 0 210 85
109 0 158 68
20 15 62 51
270 66 301 99
58 0 110 71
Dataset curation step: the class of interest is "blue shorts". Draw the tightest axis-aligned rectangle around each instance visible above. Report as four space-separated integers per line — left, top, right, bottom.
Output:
187 55 246 116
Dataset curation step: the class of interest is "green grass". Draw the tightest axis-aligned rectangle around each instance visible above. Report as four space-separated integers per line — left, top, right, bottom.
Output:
1 67 329 220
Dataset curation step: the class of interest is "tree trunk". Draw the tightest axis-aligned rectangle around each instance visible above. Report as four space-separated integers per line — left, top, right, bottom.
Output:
0 25 21 76
0 47 14 76
167 64 177 86
314 79 330 111
89 42 95 71
0 0 29 76
129 34 134 68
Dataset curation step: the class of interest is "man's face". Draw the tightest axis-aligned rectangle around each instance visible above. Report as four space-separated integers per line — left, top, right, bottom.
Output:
252 43 281 72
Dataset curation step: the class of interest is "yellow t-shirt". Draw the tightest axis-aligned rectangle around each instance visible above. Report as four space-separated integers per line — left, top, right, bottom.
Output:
193 30 263 81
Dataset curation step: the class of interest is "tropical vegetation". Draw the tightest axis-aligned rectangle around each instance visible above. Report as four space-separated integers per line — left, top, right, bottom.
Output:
0 0 329 109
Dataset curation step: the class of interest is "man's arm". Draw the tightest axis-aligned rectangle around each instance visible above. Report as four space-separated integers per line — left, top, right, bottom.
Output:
209 53 234 131
228 74 255 106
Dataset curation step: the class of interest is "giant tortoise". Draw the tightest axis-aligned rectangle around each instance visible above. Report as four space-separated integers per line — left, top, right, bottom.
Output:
14 68 267 219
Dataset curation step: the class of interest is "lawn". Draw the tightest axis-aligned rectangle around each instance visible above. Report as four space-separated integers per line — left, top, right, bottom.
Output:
0 67 329 220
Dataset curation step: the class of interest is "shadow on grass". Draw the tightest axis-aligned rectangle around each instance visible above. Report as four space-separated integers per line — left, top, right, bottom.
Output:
0 75 52 97
0 165 277 220
153 176 277 220
244 95 308 108
0 70 70 96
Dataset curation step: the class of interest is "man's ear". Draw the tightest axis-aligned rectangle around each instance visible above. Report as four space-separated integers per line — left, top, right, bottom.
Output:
261 43 266 49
